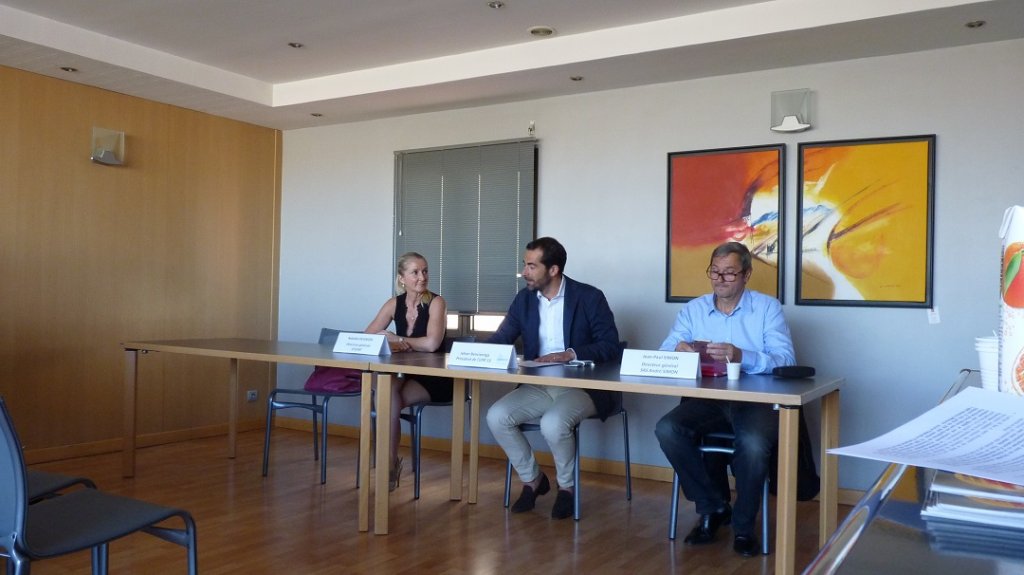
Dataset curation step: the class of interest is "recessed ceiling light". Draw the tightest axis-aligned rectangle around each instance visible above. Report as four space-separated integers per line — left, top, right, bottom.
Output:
288 42 305 49
570 76 583 82
59 66 78 73
965 20 986 29
487 1 504 8
310 113 323 117
528 26 556 37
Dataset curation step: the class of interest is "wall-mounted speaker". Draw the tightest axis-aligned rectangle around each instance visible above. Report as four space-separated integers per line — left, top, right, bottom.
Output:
91 127 125 166
770 89 812 133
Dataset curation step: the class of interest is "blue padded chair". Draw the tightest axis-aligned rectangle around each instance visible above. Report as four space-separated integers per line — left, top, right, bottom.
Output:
26 469 96 504
398 336 475 499
502 394 632 521
262 327 367 485
0 397 197 575
668 431 771 555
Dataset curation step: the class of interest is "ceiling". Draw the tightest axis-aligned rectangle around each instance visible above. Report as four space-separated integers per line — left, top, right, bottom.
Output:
1 0 1021 130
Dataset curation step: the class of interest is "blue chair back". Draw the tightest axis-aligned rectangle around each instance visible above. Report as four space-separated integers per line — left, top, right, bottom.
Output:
318 327 342 346
0 397 30 559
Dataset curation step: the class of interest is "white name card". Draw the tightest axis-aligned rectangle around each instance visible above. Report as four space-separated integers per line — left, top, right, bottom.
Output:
620 349 698 379
447 342 517 370
332 332 391 356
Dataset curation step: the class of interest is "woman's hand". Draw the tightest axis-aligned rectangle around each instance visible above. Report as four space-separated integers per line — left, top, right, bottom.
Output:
388 337 413 353
380 330 412 352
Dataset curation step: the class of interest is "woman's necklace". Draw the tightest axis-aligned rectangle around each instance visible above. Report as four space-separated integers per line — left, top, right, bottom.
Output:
405 298 419 336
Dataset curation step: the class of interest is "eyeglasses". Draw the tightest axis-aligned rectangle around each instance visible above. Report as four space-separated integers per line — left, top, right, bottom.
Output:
706 268 741 282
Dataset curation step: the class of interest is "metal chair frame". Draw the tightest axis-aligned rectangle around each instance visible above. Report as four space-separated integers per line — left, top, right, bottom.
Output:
397 336 475 499
399 395 470 499
262 327 366 485
668 431 771 555
502 407 632 521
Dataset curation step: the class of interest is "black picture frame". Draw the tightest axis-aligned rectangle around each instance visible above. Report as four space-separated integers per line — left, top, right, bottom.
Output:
795 135 935 307
666 144 785 302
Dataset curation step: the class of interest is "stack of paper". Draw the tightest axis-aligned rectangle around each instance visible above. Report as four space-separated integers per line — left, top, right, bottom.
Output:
922 471 1024 559
829 386 1024 561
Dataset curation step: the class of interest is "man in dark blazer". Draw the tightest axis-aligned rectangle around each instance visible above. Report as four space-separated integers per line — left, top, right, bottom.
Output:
485 237 621 519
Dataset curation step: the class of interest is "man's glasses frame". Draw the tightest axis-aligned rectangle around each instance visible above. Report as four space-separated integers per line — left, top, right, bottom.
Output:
706 267 742 282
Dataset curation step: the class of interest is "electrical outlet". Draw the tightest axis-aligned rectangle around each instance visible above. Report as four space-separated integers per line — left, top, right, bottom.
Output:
246 389 258 402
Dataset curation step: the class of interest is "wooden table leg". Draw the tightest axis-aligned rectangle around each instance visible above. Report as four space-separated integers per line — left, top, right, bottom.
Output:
776 406 800 575
358 372 373 532
122 349 138 478
228 358 239 459
819 390 841 547
374 373 392 535
469 380 481 504
450 378 466 500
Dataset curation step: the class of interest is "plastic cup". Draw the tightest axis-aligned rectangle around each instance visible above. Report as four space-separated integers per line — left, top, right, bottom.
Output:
726 362 741 380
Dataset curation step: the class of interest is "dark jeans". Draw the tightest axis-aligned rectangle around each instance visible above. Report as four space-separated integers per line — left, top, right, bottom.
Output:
654 399 777 536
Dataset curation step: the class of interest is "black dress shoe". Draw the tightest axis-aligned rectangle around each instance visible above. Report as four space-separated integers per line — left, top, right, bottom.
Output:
551 489 574 519
733 534 758 557
683 505 732 544
510 473 550 513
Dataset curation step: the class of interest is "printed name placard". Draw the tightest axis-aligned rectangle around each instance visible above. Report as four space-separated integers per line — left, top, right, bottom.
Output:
333 332 391 356
447 342 517 370
619 349 698 379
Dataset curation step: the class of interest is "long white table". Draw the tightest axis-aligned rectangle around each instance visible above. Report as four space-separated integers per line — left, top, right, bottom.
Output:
369 353 842 575
122 339 842 574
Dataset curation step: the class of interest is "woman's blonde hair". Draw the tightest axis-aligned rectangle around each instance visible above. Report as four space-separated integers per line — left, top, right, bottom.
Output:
395 252 433 306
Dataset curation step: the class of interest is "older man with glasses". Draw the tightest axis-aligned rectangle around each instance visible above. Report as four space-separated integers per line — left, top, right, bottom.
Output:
654 241 795 557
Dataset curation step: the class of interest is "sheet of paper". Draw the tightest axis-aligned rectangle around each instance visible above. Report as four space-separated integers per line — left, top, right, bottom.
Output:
830 387 1024 486
518 360 566 368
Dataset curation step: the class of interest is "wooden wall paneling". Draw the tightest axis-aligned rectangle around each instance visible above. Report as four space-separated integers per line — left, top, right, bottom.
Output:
1 64 281 461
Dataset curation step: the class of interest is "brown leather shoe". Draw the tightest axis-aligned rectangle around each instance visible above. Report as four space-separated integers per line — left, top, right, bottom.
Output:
510 473 550 513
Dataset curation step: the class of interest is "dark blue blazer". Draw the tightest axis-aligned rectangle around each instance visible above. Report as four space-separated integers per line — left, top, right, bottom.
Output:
488 276 622 418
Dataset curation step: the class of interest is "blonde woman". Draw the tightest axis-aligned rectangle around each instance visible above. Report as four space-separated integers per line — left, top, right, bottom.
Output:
364 252 450 491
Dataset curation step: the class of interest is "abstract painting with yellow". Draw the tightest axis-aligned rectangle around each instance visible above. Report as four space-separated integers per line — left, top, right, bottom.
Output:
667 145 783 301
797 136 934 305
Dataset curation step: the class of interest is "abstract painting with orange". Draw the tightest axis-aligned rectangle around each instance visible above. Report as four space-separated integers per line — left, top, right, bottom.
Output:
667 145 783 301
797 136 934 306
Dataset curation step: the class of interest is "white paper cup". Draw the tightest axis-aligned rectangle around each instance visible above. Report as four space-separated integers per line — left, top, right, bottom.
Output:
726 362 741 380
979 347 999 390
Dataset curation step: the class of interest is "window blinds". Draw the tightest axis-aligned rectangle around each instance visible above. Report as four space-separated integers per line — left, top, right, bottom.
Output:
395 139 537 313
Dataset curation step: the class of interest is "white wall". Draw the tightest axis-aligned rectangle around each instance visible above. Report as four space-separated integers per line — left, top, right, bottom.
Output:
279 39 1024 490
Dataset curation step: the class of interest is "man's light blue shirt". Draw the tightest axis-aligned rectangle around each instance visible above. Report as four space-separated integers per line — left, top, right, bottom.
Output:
659 289 795 374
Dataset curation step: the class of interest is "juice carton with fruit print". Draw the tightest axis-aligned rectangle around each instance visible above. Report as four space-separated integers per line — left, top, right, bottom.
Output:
999 205 1024 395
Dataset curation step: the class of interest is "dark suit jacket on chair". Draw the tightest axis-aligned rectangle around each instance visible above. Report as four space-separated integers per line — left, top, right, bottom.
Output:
488 275 622 419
